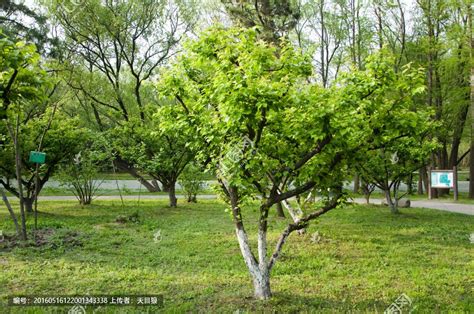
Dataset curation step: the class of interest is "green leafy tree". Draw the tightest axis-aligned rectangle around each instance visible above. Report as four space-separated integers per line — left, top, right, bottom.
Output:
0 35 48 240
0 113 89 211
0 35 84 240
223 0 305 218
111 116 192 207
158 26 427 299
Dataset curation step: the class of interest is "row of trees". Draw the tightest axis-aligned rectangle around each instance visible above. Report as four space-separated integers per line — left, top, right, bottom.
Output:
0 0 471 299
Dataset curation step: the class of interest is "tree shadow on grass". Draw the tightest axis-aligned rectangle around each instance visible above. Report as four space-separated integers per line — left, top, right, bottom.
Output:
248 291 390 312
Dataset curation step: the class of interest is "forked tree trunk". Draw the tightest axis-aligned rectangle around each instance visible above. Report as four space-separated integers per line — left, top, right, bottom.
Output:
227 182 344 300
80 194 92 205
187 194 197 203
364 193 370 204
235 225 272 299
384 190 399 214
229 185 273 299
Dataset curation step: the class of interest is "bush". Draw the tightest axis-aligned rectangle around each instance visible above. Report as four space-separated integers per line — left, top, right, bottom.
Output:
178 163 205 203
56 135 111 205
57 153 104 205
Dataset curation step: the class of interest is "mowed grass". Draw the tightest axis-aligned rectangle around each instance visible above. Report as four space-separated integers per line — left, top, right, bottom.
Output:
0 199 472 313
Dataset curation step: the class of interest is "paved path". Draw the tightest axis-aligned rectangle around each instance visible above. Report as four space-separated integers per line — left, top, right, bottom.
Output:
38 179 474 194
351 198 474 215
36 195 474 216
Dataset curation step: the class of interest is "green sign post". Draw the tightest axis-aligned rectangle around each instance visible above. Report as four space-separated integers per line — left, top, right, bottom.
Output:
29 151 46 235
29 151 46 164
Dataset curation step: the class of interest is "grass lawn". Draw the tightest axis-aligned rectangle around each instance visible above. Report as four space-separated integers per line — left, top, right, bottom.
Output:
0 199 472 312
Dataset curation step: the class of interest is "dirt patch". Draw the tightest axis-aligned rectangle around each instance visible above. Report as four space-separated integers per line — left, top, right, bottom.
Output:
115 211 140 224
0 228 83 251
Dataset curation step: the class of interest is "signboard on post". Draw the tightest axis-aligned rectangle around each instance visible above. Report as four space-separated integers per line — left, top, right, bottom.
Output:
29 151 46 164
428 167 458 201
430 171 454 188
29 151 47 233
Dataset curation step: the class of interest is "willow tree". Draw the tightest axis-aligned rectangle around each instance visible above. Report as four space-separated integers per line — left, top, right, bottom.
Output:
158 26 427 299
48 0 195 195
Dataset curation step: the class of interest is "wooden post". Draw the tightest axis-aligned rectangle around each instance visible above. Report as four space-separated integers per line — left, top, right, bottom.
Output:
428 167 432 200
33 162 39 242
453 166 458 201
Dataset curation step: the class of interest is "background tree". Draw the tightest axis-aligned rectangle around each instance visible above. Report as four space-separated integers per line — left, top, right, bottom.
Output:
111 116 192 207
0 0 61 57
358 137 437 214
222 0 301 45
48 0 195 193
414 0 471 196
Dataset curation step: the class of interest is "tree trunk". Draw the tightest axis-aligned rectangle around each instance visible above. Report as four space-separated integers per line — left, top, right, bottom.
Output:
252 268 271 300
161 182 170 192
187 194 197 203
406 173 414 195
353 173 360 193
24 197 34 213
0 188 20 236
113 158 161 192
422 167 429 194
384 190 399 214
437 144 450 197
168 181 177 207
469 2 474 198
228 185 272 300
7 120 27 240
81 194 92 205
417 169 424 195
275 202 285 218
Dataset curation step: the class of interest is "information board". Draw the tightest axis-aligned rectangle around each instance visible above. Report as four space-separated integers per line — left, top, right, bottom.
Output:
430 171 454 188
